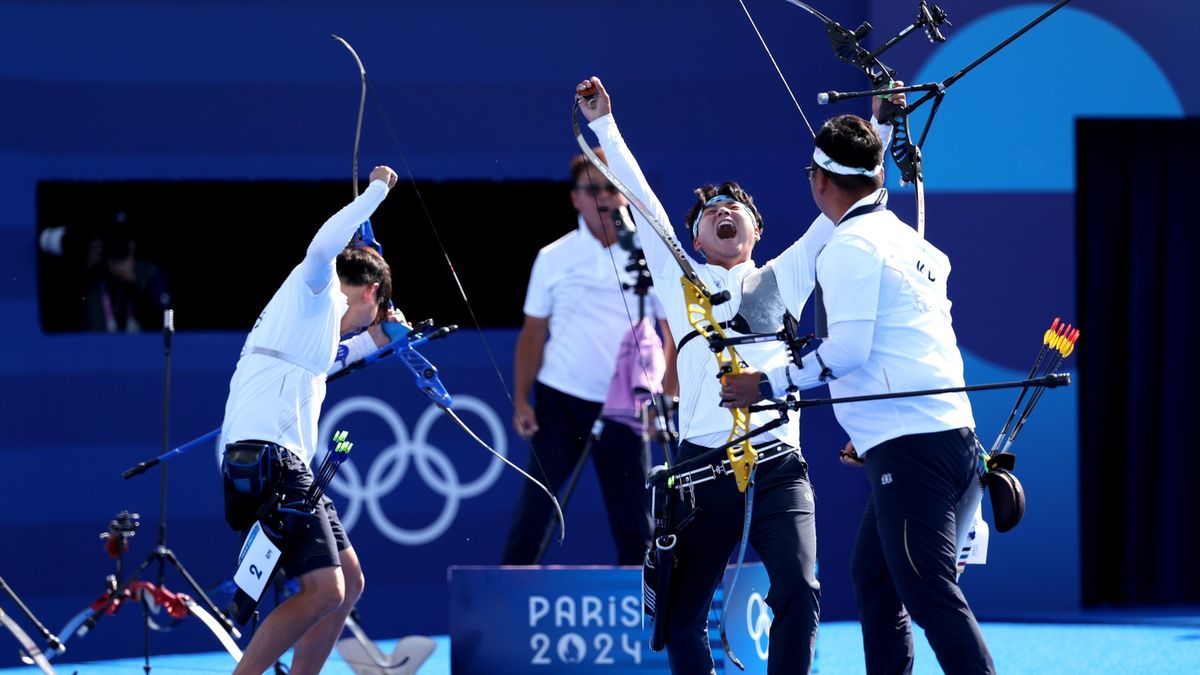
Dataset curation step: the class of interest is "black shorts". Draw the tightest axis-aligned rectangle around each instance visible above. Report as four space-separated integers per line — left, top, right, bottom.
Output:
245 447 351 580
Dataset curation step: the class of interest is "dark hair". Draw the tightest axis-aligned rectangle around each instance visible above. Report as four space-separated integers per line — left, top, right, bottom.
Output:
570 147 606 183
682 181 764 240
337 245 392 323
813 114 884 192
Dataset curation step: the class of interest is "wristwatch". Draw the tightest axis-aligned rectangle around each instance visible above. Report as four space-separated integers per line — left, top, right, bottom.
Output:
757 372 774 401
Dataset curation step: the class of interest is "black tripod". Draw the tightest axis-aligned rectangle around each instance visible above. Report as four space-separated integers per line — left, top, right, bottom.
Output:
78 310 241 672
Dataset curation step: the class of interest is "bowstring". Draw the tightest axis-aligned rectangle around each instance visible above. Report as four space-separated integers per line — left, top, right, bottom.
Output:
362 77 561 509
576 121 670 448
575 97 722 459
736 0 816 139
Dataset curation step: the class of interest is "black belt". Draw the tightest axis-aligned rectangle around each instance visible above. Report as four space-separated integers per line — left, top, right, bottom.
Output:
665 439 796 493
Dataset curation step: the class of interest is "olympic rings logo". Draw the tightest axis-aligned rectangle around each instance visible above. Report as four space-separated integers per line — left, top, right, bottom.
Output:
745 591 773 660
312 395 507 546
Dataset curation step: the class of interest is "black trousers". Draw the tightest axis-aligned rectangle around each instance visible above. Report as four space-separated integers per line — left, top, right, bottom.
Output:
664 440 820 675
851 428 996 675
501 382 653 565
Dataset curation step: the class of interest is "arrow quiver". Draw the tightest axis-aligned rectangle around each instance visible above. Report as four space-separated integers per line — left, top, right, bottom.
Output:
981 451 1024 533
221 442 285 532
642 465 677 652
980 318 1080 533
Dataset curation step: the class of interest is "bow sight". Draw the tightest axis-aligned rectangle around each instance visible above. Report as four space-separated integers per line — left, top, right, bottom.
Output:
788 0 950 117
758 0 1072 237
799 0 1070 131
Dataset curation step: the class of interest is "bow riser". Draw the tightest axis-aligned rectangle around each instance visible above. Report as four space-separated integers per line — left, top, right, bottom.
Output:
396 343 453 408
682 277 756 492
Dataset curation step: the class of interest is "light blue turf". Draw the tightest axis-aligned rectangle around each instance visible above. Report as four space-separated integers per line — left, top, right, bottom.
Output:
816 622 1200 675
0 636 452 674
4 622 1200 673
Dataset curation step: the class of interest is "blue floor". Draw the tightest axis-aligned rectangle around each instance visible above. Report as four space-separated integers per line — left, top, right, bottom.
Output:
4 620 1199 674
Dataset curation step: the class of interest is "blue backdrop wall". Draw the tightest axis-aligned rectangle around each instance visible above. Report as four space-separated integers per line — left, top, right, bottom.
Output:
1 0 1194 661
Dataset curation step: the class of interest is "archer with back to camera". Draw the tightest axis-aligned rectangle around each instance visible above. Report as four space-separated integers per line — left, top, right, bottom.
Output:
218 165 407 675
721 112 997 674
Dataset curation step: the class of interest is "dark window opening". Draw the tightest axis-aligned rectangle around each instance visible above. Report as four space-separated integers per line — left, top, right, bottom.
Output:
36 180 576 332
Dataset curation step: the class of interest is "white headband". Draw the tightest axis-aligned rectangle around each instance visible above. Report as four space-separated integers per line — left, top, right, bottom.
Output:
813 146 882 177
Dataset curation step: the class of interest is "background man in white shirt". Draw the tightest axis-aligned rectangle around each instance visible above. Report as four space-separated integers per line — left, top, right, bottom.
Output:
722 115 996 675
502 150 675 565
220 165 403 675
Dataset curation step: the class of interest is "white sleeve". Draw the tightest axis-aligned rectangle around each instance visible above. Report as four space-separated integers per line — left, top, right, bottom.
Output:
522 251 552 318
871 116 893 151
646 285 667 321
299 180 389 293
589 114 698 282
768 212 835 314
767 319 874 392
766 239 882 393
329 330 380 374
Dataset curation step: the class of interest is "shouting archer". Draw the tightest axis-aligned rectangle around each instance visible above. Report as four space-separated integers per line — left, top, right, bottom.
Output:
576 76 900 675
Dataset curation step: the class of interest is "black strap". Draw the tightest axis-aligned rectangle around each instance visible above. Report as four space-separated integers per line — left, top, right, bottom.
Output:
676 314 752 352
838 196 888 226
652 437 794 488
814 350 837 382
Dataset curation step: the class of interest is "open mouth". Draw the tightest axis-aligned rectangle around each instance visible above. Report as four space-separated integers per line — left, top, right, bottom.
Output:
716 218 737 239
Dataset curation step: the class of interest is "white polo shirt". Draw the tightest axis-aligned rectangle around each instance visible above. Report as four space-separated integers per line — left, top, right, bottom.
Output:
769 191 975 454
220 267 343 463
591 114 835 448
221 181 388 463
524 216 666 403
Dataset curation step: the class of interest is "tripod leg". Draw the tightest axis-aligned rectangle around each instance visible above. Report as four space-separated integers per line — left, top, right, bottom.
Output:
26 609 87 662
159 548 239 637
142 592 152 675
0 577 62 652
532 418 603 563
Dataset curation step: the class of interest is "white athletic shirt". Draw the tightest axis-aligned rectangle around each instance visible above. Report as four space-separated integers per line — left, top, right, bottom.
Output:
221 180 389 463
524 215 666 402
591 114 834 448
765 190 975 454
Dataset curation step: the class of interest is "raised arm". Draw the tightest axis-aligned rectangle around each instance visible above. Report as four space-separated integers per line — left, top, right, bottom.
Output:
299 165 397 293
577 77 698 280
869 81 905 158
